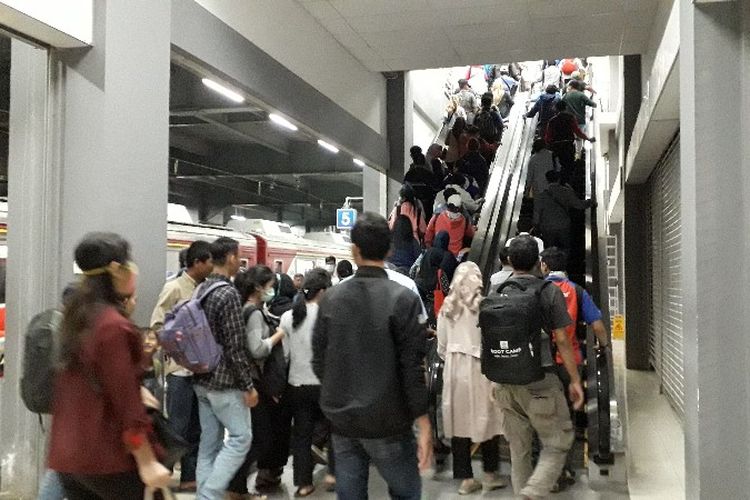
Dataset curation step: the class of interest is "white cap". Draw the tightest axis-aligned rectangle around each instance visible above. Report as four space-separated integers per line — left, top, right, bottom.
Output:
447 194 462 208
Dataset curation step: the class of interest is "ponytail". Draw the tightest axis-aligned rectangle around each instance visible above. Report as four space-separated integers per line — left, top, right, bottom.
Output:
291 268 332 329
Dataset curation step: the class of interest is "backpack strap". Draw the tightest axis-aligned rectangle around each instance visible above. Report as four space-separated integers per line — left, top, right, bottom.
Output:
196 281 230 302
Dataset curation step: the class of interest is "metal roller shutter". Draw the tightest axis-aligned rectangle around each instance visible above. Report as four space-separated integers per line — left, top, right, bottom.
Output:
648 135 684 421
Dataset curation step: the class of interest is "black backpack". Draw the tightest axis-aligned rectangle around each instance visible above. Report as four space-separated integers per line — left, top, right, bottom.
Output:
243 305 287 399
479 279 550 385
475 109 499 142
20 309 62 414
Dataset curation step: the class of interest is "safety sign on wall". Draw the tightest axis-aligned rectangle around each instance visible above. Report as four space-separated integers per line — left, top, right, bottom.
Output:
336 208 357 230
612 314 625 340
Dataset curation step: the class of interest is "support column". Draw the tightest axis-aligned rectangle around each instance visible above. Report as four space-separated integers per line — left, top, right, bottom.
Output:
386 71 413 207
362 165 386 216
0 1 170 496
680 1 749 497
623 183 650 370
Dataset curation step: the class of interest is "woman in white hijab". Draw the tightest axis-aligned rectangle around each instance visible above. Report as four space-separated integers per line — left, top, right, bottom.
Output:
438 262 507 495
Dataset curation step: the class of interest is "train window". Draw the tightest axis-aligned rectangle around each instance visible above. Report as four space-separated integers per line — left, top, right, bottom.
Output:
274 260 283 273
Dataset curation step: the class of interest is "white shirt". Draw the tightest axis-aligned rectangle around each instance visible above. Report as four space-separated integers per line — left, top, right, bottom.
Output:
490 268 513 289
280 304 320 387
342 268 427 322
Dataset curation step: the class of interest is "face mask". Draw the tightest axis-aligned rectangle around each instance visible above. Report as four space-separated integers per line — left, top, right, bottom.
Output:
262 287 276 304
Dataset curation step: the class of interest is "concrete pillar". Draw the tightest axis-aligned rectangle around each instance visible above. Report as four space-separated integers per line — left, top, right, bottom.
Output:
362 165 387 216
680 1 749 497
386 70 413 206
0 1 170 496
623 184 650 370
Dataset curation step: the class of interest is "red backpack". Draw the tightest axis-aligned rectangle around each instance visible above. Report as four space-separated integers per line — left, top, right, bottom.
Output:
561 59 577 76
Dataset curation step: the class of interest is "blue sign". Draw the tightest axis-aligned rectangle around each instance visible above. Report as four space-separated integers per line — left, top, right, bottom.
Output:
336 208 357 230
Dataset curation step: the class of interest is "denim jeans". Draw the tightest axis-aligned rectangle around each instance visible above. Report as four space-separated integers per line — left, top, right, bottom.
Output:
194 385 252 500
167 374 201 483
332 431 421 500
38 469 65 500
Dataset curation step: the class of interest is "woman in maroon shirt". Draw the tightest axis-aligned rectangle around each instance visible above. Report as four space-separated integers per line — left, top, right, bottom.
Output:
48 232 170 499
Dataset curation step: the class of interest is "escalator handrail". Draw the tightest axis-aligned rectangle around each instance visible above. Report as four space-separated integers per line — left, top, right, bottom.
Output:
583 109 617 465
468 98 530 286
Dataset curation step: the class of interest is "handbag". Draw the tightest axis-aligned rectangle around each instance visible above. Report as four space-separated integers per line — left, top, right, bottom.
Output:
148 408 190 469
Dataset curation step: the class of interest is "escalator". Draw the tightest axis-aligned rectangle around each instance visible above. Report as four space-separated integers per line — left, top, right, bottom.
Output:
468 95 621 488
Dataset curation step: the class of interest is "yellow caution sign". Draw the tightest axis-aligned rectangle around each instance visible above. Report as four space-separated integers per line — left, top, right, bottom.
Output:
612 315 625 340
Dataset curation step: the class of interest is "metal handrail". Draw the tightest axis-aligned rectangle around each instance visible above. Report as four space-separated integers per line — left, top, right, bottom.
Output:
468 95 530 289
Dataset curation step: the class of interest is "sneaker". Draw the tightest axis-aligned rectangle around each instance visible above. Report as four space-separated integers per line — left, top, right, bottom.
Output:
482 472 509 491
458 479 482 495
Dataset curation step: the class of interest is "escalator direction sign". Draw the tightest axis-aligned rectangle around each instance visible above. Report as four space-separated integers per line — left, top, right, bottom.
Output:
336 208 357 230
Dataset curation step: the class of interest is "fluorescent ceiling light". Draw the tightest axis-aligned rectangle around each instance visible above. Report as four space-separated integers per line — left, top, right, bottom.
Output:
317 139 339 154
268 113 298 132
202 78 244 103
353 158 366 167
230 214 246 221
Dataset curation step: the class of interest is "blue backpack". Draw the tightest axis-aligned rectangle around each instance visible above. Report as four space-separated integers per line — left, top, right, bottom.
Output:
159 281 228 374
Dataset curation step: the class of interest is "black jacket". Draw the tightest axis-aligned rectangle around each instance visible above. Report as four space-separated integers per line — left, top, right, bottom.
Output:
312 266 428 438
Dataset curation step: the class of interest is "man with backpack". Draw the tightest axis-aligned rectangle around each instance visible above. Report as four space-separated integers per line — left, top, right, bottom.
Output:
150 240 213 493
192 237 259 500
475 93 504 145
540 247 610 488
479 236 583 499
527 85 561 138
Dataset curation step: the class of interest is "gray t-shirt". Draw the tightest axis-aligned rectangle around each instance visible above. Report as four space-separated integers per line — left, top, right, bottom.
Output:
508 274 572 367
280 303 320 387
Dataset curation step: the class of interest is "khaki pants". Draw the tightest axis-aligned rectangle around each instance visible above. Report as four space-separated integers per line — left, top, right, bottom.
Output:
494 373 574 499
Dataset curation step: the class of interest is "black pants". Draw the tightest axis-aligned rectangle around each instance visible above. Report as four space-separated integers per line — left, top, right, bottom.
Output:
451 436 500 479
550 141 576 186
258 394 292 472
227 393 280 493
289 385 336 486
59 472 143 500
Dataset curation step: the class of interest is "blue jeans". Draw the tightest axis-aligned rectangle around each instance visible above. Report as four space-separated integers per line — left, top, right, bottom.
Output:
194 385 252 500
167 374 200 483
332 432 421 500
38 469 65 500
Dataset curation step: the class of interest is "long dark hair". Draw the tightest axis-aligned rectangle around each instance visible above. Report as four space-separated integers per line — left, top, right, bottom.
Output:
451 116 466 139
60 233 131 368
392 215 415 250
235 265 275 303
292 268 331 329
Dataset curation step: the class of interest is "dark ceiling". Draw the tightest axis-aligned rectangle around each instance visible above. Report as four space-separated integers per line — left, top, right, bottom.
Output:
169 63 363 228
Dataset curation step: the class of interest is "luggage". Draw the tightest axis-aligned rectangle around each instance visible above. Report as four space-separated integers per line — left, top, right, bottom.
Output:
159 281 228 374
479 279 550 385
20 309 62 413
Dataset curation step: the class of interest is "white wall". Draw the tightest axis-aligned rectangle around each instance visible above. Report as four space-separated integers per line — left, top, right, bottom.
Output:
641 0 677 98
408 66 459 150
0 0 92 46
195 0 386 135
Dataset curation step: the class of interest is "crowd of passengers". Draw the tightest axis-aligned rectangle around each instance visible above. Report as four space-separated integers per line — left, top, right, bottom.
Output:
37 58 608 500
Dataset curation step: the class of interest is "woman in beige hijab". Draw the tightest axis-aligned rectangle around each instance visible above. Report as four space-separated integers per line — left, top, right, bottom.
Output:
438 262 507 495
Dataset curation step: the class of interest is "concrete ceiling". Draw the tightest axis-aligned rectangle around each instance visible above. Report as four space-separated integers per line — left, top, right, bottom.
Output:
297 0 661 71
169 63 362 226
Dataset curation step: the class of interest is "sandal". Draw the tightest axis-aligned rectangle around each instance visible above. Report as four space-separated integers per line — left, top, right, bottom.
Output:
324 475 336 492
295 485 316 497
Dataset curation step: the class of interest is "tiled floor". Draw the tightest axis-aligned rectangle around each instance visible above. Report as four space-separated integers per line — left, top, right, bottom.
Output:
625 370 685 500
174 358 686 499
